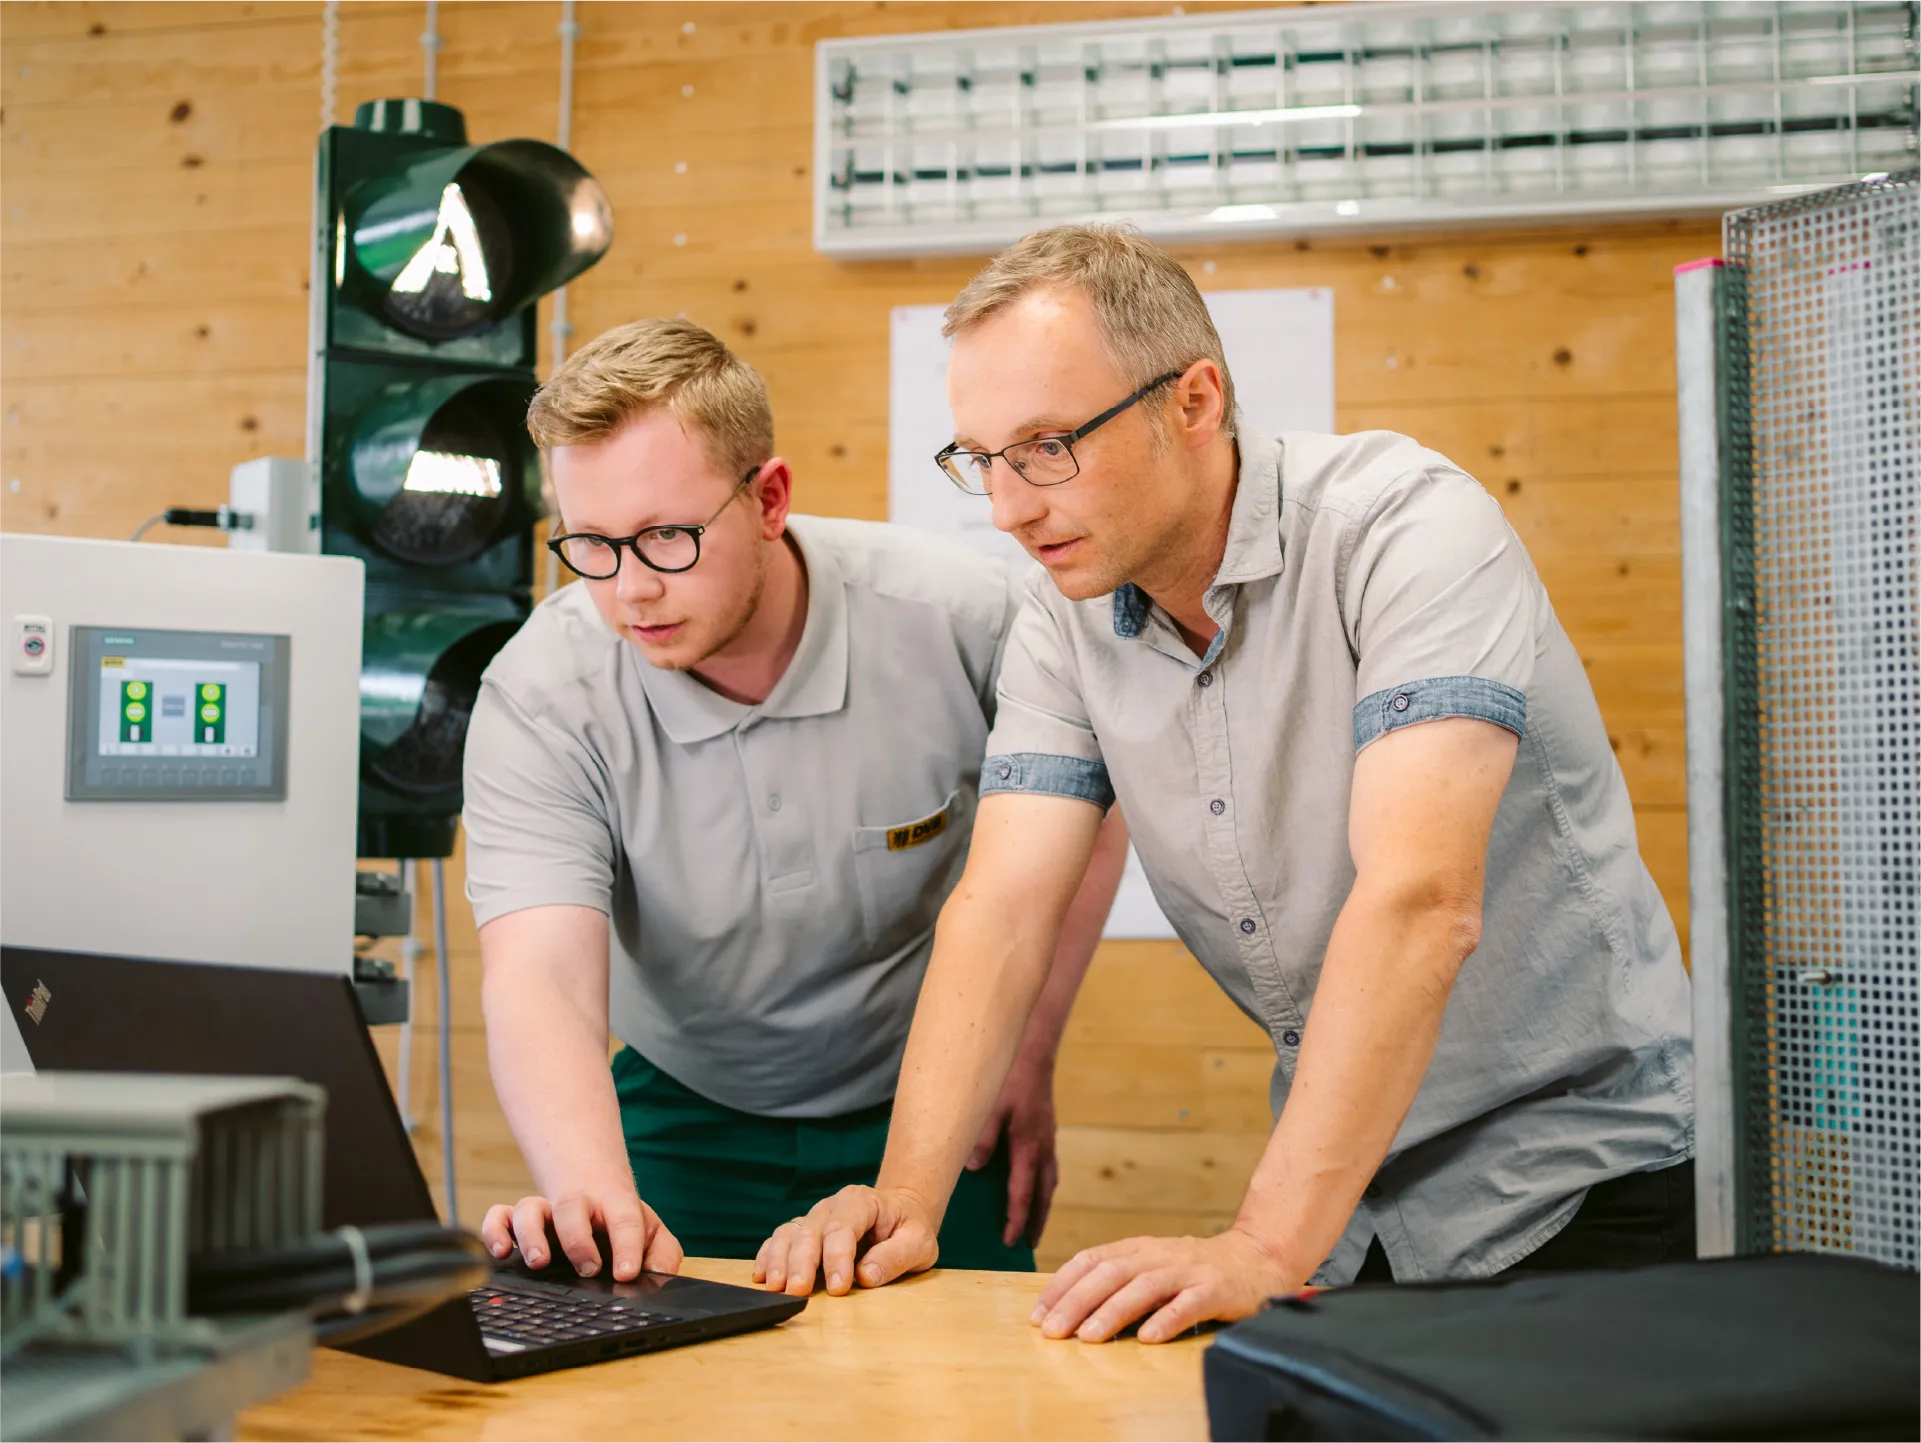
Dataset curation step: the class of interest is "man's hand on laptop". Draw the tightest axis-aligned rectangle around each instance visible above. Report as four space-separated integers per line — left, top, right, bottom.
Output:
754 1185 940 1297
481 1186 684 1282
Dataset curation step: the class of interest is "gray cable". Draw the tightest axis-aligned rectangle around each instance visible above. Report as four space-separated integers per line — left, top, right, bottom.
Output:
129 514 166 542
551 2 578 359
396 858 417 1132
319 0 340 129
431 856 456 1223
421 0 441 102
542 0 581 602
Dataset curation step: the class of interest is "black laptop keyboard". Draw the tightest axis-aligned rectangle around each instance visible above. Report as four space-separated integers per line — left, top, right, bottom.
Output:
470 1287 674 1349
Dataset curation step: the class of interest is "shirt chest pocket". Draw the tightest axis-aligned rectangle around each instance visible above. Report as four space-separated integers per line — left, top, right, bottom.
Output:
852 788 968 953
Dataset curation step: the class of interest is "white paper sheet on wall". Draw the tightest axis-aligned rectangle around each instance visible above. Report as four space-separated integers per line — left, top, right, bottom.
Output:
888 287 1335 938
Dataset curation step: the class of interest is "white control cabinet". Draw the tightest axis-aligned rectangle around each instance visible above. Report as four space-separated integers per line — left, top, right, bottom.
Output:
2 535 364 979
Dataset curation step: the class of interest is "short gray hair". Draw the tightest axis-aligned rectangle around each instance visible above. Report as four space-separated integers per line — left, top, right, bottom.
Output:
942 224 1236 438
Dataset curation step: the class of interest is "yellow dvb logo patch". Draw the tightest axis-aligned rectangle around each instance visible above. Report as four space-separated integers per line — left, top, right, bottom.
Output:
887 807 950 852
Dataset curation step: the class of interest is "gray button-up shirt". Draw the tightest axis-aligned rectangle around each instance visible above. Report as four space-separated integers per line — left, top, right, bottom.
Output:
463 516 1023 1118
981 428 1693 1283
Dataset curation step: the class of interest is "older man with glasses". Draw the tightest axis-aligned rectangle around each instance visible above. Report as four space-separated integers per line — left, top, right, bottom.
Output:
462 316 1126 1283
755 225 1694 1337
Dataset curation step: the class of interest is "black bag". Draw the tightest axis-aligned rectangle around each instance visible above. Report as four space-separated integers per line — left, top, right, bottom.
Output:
1204 1253 1920 1441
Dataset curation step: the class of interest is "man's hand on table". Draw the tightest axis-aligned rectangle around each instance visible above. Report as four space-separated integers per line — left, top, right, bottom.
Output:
1033 1227 1297 1344
754 1185 940 1297
967 1051 1060 1249
480 1186 684 1282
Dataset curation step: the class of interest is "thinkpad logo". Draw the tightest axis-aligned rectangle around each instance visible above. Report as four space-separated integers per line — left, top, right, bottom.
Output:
24 981 50 1025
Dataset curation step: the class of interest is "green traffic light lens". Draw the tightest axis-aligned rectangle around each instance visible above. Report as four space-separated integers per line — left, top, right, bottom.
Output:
372 393 513 566
381 179 513 339
346 374 536 568
365 618 521 794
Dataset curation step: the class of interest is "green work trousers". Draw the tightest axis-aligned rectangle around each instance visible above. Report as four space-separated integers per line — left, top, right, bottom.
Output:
612 1046 1035 1272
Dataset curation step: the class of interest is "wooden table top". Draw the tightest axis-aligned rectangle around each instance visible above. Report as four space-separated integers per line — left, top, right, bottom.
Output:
237 1259 1211 1441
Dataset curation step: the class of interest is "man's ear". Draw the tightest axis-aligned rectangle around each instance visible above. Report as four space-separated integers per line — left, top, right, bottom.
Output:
1174 360 1228 448
753 457 796 539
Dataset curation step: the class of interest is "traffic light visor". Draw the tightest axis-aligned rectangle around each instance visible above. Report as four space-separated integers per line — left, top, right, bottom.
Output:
351 139 613 342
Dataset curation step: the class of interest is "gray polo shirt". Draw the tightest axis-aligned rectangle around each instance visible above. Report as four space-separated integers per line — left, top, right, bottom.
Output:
463 515 1023 1118
981 428 1693 1284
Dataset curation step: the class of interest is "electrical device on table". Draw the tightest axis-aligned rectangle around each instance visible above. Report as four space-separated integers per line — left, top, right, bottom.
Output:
4 946 808 1382
0 1072 323 1441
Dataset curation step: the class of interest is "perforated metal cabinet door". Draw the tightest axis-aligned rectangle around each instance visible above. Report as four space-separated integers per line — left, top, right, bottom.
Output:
1722 172 1919 1268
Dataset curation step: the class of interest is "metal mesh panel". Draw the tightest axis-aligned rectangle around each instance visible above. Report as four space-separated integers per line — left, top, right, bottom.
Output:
1725 171 1919 1267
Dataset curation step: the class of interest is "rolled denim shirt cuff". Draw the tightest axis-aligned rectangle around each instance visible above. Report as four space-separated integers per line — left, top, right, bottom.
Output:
979 752 1116 810
1353 675 1527 751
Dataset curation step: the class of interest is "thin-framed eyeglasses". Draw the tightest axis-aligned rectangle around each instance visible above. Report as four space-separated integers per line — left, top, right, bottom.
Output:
547 467 760 579
934 370 1184 497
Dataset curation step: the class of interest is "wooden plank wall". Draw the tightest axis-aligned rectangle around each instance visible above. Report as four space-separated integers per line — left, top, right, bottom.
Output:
2 1 1713 1269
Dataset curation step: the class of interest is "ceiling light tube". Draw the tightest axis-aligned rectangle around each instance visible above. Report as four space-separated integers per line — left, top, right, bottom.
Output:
1206 203 1280 222
1093 103 1363 133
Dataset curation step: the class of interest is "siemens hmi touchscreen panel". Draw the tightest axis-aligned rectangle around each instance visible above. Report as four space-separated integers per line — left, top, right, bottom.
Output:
65 627 291 801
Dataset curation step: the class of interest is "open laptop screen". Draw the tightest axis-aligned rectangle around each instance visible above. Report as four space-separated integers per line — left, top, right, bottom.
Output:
2 945 436 1232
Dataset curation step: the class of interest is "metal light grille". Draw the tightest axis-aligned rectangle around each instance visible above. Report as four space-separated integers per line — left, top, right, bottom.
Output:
1726 172 1919 1267
815 1 1918 257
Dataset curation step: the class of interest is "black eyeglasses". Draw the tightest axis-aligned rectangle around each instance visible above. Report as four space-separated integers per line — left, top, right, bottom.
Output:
548 468 759 579
934 370 1184 496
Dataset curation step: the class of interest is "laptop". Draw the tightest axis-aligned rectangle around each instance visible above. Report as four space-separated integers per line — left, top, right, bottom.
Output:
1 944 806 1381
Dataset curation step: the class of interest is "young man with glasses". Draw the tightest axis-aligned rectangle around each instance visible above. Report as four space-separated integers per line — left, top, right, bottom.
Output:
755 226 1694 1335
462 317 1126 1282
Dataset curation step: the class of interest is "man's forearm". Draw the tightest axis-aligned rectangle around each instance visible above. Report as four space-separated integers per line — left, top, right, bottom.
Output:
1012 806 1130 1070
484 977 633 1200
1232 883 1478 1282
876 892 1060 1220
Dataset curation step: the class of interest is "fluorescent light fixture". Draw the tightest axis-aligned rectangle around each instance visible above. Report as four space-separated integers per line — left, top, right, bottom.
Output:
391 183 492 303
816 2 1919 257
404 451 503 499
1207 203 1279 223
1093 103 1362 133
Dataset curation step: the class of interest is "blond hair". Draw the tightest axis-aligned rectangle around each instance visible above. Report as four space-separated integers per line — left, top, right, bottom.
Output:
942 224 1236 438
526 317 774 477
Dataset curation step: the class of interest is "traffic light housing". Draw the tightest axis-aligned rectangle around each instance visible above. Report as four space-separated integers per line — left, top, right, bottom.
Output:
311 98 612 859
